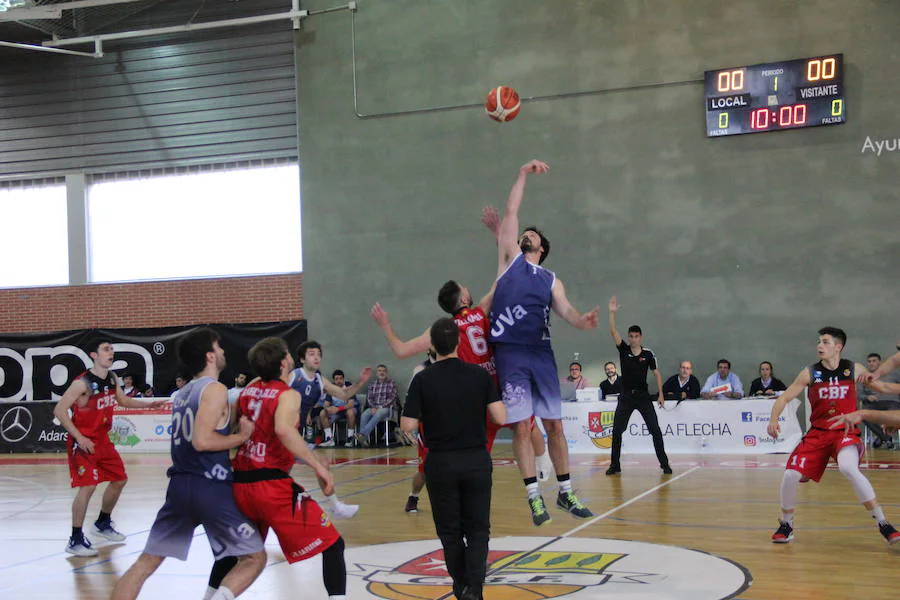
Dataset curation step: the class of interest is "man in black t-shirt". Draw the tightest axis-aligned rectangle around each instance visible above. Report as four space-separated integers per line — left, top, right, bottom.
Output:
606 296 671 476
402 318 507 600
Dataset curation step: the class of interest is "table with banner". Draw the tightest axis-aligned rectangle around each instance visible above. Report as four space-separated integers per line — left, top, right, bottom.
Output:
557 397 803 454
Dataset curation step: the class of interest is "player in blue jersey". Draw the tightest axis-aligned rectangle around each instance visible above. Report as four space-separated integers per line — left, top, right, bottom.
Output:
112 328 265 600
291 340 372 519
487 159 600 526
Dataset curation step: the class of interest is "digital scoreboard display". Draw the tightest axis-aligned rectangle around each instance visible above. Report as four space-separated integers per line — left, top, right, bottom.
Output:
705 54 845 137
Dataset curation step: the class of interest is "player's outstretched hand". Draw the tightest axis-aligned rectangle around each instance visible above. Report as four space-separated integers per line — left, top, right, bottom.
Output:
148 399 169 410
857 371 878 385
520 160 549 175
608 296 620 313
359 367 373 383
370 303 390 327
317 469 335 496
828 411 862 434
578 307 600 330
481 205 501 235
237 416 255 441
766 420 781 439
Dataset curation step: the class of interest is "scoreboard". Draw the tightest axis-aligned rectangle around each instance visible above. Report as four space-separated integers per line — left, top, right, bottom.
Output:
705 54 845 137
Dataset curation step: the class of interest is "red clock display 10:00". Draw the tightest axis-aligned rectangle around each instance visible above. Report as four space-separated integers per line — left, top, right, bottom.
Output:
749 104 808 130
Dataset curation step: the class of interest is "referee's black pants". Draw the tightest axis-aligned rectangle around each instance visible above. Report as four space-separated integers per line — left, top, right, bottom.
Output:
610 392 670 469
424 448 493 598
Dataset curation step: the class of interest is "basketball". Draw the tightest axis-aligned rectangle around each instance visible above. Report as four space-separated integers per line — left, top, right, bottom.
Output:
485 85 521 122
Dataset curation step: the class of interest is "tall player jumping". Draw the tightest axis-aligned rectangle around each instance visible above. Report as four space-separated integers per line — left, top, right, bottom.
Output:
488 159 600 526
54 340 166 556
767 327 900 544
371 282 552 514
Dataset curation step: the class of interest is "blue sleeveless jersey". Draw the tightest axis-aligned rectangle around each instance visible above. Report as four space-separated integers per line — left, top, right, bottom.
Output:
290 368 326 409
489 253 555 346
167 376 233 482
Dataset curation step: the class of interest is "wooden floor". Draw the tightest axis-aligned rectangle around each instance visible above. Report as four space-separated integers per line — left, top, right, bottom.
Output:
2 446 898 599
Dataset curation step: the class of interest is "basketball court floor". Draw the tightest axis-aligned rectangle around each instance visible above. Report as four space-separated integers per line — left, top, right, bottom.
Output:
2 447 898 599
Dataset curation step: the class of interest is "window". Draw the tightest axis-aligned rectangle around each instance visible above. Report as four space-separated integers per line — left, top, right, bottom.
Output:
87 164 302 282
0 183 68 288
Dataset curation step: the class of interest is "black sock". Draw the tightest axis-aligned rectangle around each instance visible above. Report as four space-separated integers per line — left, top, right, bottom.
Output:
72 526 83 540
523 476 538 487
556 473 571 482
97 511 111 525
321 536 347 596
208 556 239 589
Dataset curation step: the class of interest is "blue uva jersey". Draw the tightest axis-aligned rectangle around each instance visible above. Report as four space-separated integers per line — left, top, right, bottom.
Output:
489 253 556 347
290 368 326 410
167 376 233 481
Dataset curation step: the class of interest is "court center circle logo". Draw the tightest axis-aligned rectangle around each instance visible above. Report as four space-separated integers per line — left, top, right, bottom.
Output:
1 406 33 443
346 536 751 599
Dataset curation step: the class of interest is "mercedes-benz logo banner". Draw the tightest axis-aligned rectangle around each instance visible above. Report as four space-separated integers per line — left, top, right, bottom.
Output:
0 402 67 452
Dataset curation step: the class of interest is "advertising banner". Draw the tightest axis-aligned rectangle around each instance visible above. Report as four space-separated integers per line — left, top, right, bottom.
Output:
0 320 306 402
558 399 803 454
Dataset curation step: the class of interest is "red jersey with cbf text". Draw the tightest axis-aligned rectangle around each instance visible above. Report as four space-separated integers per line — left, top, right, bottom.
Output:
70 371 118 440
454 306 497 382
807 359 857 429
234 379 296 474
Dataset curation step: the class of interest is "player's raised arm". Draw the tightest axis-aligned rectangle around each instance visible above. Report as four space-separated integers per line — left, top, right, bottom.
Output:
767 368 810 438
371 303 431 359
323 367 372 401
608 296 623 346
476 283 496 315
550 278 599 331
859 350 900 384
497 160 550 272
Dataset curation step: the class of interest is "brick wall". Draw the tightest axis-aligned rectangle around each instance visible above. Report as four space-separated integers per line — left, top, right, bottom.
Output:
0 273 303 334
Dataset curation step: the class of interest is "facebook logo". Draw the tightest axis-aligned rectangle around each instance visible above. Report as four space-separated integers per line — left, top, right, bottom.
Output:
741 412 753 422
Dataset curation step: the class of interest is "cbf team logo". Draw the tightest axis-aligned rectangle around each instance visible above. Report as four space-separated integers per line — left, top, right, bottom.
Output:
583 411 615 448
108 417 141 447
345 537 751 599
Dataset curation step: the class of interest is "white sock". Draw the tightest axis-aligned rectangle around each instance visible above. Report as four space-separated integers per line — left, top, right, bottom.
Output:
871 505 887 524
348 428 355 436
202 587 216 600
781 510 794 525
558 478 572 494
325 427 333 440
210 586 235 600
525 482 540 500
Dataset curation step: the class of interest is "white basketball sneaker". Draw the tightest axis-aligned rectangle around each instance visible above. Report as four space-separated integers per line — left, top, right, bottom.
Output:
332 500 359 520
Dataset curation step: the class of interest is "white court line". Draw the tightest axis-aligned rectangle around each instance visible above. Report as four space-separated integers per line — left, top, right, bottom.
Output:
562 465 702 538
335 451 392 466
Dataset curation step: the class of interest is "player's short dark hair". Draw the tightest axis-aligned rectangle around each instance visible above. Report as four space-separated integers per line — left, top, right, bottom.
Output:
377 364 388 370
867 352 882 361
332 369 345 379
297 340 322 364
759 361 773 371
818 326 847 347
523 226 550 264
569 362 582 369
628 325 642 335
437 280 462 315
88 339 113 354
177 328 221 377
249 337 289 381
430 318 459 357
717 359 731 368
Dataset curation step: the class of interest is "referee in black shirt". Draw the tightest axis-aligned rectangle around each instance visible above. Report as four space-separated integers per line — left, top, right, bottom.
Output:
606 296 671 476
402 317 506 600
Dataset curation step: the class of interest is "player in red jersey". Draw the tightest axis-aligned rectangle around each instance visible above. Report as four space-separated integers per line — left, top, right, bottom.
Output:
371 280 551 514
232 337 348 598
767 327 900 545
53 339 165 556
